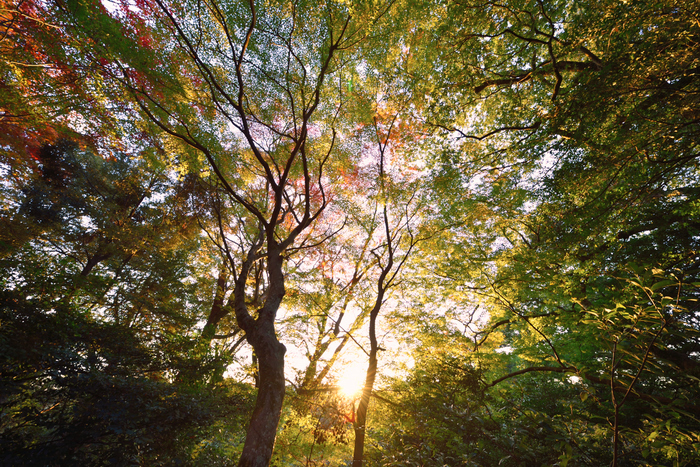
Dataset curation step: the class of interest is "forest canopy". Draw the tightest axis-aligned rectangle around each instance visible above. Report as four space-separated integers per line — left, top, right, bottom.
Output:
1 0 699 465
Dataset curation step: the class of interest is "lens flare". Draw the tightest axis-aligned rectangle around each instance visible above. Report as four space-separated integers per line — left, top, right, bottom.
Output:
337 365 366 398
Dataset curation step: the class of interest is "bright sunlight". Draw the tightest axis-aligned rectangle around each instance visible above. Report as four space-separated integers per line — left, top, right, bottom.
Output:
336 364 367 399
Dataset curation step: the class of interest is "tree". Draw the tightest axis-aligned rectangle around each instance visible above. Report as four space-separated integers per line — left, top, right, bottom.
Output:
417 0 700 463
1 0 85 154
0 138 255 465
349 106 427 466
53 0 415 463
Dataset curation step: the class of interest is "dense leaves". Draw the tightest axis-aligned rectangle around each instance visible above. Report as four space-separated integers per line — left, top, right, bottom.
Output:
1 0 699 465
0 282 253 466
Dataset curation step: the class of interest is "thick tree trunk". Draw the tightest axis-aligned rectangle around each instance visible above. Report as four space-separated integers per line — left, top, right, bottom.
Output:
236 248 288 467
238 322 286 467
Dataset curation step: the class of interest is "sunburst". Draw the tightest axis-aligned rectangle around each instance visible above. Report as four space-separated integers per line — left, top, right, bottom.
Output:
336 364 367 399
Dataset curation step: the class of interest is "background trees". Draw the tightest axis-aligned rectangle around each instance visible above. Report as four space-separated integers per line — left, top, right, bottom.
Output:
0 138 252 465
412 0 700 464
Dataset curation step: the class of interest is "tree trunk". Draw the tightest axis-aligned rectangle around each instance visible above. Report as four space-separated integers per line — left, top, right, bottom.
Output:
236 247 288 467
352 348 377 467
202 266 229 339
237 320 286 467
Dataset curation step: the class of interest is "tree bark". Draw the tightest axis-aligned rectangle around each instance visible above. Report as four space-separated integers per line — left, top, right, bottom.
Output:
202 266 229 340
352 271 387 466
236 248 288 467
238 320 286 467
352 348 377 467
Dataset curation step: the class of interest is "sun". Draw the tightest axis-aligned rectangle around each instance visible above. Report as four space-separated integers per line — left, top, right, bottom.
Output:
336 364 367 399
